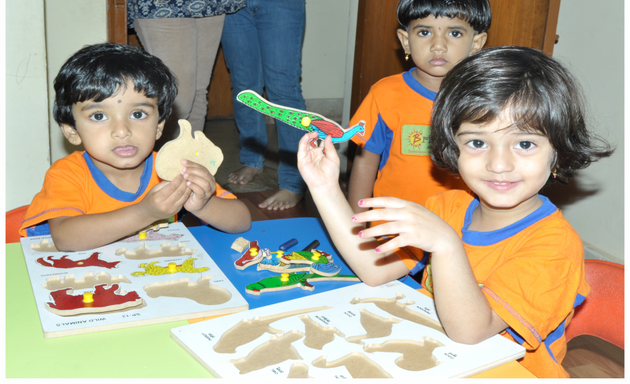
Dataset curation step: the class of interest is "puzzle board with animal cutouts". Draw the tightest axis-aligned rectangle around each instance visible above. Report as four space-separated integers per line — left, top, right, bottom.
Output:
171 280 525 379
19 222 248 338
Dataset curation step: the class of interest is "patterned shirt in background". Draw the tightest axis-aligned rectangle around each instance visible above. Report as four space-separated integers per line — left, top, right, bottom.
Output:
128 0 246 26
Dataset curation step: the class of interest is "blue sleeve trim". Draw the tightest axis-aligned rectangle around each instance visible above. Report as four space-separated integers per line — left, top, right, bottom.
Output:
26 222 51 237
363 114 394 173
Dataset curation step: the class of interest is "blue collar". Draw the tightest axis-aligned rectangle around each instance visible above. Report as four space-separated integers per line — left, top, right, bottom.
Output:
82 152 153 202
402 68 437 101
461 195 557 246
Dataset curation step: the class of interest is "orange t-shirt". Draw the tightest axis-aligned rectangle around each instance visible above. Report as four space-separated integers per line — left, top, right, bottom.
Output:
395 190 590 378
20 151 235 237
350 69 468 207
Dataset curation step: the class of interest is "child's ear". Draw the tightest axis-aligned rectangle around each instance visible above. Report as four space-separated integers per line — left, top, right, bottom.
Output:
470 32 488 54
60 124 82 146
155 120 166 140
397 29 410 56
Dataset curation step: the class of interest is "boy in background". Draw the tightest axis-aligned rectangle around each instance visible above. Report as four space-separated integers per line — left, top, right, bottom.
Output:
348 0 490 216
20 43 251 251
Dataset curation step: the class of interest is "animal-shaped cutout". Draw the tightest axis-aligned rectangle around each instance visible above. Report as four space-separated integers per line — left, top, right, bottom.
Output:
155 119 224 180
29 239 58 252
230 330 305 375
364 338 444 371
350 294 445 334
37 252 120 269
311 352 392 378
115 243 196 260
213 307 330 353
300 315 345 350
143 275 232 305
236 90 365 146
346 309 401 345
287 363 312 378
42 272 130 290
45 283 143 316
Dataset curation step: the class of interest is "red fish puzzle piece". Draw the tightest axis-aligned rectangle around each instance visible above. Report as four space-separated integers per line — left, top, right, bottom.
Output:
36 252 120 269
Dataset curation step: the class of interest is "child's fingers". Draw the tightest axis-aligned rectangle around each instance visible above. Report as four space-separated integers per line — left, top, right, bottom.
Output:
356 196 411 210
322 135 339 162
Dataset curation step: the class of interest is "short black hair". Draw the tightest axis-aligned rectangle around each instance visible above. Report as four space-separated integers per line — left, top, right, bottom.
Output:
53 43 178 128
397 0 491 33
430 46 614 184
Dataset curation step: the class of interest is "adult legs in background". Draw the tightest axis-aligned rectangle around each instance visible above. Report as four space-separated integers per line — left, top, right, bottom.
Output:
222 0 307 210
134 16 225 147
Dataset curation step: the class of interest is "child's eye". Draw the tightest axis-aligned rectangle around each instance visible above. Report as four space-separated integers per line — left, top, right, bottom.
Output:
466 139 486 149
515 141 535 150
90 113 107 122
449 30 463 38
418 29 431 37
131 110 148 119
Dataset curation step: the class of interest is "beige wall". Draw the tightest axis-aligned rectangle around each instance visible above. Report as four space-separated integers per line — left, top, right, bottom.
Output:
6 0 51 210
547 0 624 263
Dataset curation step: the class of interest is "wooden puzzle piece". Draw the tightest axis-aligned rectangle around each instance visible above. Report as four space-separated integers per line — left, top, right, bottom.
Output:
131 258 208 276
300 315 345 350
245 273 360 295
121 223 182 242
213 306 331 354
115 243 196 260
364 338 444 371
37 252 120 269
281 250 341 277
143 275 231 305
311 352 392 378
346 309 401 345
287 363 312 378
234 240 265 270
42 272 130 290
156 119 223 180
236 90 366 145
29 239 58 252
350 294 445 334
45 284 143 316
230 330 305 375
231 237 250 253
256 253 311 273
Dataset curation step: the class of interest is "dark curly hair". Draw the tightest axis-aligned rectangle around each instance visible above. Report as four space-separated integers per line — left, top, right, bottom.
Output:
53 43 178 128
397 0 491 33
430 46 614 184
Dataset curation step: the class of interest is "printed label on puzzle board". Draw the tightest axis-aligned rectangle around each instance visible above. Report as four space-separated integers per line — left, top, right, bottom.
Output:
401 124 431 156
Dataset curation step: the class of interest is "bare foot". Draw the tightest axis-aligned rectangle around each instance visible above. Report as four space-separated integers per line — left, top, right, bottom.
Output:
258 189 304 210
228 166 262 185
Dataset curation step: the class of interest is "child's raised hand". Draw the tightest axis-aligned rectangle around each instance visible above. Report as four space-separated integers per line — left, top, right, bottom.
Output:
141 173 191 220
352 197 461 256
297 132 340 193
181 159 217 213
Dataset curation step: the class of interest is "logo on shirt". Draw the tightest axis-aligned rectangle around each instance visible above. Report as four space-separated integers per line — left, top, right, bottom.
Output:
402 125 431 156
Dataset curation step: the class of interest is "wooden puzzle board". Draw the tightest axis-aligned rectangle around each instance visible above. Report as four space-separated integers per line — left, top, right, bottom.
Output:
20 222 248 338
171 280 525 379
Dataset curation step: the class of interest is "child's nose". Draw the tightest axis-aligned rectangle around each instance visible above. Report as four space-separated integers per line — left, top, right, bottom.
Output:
486 147 513 173
430 35 447 52
113 119 131 139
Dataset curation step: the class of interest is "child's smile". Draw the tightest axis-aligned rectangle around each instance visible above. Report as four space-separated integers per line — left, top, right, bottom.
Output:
455 110 555 225
61 82 165 184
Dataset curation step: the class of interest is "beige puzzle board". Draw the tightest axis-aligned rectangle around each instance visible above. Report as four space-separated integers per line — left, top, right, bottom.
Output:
171 280 525 379
20 222 248 338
